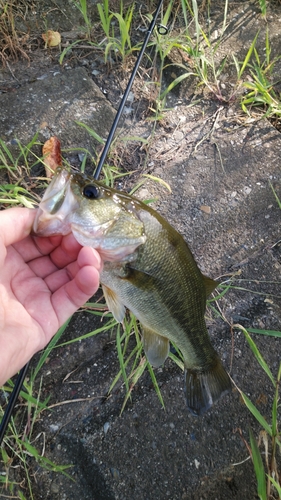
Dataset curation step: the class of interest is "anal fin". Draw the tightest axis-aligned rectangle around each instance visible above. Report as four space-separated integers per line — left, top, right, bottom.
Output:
102 284 126 322
143 328 170 368
184 357 231 416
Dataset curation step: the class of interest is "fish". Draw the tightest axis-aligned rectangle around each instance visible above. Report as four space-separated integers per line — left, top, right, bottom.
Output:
33 167 231 415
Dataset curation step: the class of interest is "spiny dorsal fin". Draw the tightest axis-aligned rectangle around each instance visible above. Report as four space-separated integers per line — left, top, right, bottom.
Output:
202 274 218 298
102 284 126 322
142 328 170 368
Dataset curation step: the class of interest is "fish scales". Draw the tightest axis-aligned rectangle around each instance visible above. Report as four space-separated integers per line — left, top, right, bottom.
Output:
33 167 231 415
102 207 215 368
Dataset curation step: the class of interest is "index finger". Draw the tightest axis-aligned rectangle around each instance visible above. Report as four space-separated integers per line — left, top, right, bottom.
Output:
13 230 83 267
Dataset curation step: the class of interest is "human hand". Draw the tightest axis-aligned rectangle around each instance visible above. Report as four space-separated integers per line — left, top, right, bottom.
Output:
0 207 101 386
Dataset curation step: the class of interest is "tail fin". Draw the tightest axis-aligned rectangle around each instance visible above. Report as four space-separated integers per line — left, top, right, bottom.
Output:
184 358 231 416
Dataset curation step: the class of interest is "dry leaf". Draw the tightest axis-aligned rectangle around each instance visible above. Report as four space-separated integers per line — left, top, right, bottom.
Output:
200 205 211 214
43 136 62 177
42 30 61 48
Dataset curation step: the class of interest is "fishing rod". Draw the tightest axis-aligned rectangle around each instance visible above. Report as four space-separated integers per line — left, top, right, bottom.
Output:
0 363 30 444
0 0 167 445
94 0 167 179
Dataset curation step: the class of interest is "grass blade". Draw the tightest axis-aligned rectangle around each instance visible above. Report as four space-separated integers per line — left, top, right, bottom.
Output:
240 390 272 436
222 0 229 35
249 428 267 500
234 325 275 386
116 324 129 394
146 362 165 409
247 328 281 338
76 122 105 144
141 174 172 192
120 357 147 413
268 475 281 497
160 71 195 100
191 0 200 44
269 181 281 209
31 319 71 380
272 362 281 437
238 31 259 79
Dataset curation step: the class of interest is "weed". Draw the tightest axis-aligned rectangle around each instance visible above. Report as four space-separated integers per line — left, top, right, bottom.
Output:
141 0 239 111
74 121 156 187
234 325 281 500
97 0 136 63
270 182 281 210
97 0 111 39
151 1 279 114
0 412 73 498
171 0 229 99
0 0 30 63
144 3 195 118
107 314 165 413
72 0 92 39
240 31 281 119
257 0 267 17
60 1 136 67
0 135 45 207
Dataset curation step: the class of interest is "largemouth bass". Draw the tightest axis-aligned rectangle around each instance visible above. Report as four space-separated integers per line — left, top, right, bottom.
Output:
33 167 231 415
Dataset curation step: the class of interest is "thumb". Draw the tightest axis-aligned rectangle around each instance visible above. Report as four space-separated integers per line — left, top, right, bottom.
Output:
0 208 37 247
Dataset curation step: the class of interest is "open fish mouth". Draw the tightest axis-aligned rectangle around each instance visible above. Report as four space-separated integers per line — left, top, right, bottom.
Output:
33 168 77 236
70 220 117 246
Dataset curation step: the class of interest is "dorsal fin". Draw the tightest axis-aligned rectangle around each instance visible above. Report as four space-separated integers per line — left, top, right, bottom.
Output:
202 274 218 298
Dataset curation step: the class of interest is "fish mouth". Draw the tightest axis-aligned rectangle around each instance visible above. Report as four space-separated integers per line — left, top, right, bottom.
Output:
70 220 115 245
33 168 78 236
70 221 146 262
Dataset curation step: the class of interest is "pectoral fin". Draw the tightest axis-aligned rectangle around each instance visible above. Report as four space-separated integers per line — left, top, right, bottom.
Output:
142 328 170 368
102 285 126 322
184 357 231 416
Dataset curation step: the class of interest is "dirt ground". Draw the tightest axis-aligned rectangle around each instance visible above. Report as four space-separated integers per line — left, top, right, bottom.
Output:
1 1 281 499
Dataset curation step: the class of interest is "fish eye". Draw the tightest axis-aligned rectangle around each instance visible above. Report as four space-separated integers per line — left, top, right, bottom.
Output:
83 184 100 199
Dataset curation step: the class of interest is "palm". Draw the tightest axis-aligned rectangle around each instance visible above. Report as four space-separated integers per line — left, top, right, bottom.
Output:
0 208 101 385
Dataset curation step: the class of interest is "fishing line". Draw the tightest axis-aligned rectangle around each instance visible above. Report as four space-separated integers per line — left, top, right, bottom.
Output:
0 0 167 445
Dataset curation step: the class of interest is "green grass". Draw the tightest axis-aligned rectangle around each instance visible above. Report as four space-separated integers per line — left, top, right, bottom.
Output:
0 135 45 208
96 0 136 63
60 0 138 65
234 325 281 499
257 0 267 16
238 30 281 118
60 0 281 123
72 0 92 39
